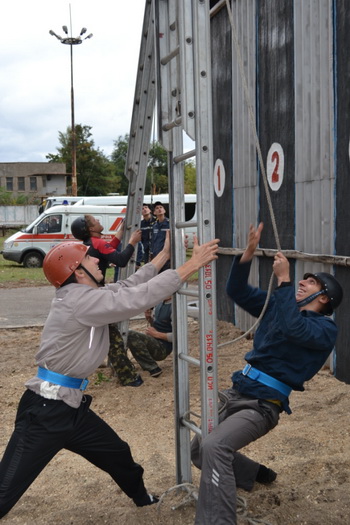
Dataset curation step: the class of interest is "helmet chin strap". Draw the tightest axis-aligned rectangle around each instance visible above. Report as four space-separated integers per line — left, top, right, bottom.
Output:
296 290 325 308
79 264 102 287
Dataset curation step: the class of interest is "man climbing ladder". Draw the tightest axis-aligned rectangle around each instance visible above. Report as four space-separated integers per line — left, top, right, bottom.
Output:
191 222 343 524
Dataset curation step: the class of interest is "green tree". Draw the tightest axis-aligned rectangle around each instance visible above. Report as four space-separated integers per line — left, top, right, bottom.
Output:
46 125 115 195
111 136 169 194
184 160 196 193
110 136 196 195
146 141 168 193
110 134 130 195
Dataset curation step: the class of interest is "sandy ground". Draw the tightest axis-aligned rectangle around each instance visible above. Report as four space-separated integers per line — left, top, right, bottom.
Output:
1 318 350 525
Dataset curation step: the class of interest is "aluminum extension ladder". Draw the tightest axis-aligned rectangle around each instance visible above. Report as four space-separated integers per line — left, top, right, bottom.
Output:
119 0 218 486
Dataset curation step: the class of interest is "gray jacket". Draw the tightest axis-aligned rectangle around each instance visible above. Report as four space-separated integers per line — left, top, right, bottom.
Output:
25 263 181 407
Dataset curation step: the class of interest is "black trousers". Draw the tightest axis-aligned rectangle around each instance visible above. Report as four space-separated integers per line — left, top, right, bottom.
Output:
0 389 146 519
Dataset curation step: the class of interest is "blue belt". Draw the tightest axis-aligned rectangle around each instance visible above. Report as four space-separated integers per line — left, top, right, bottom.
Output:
37 367 89 391
242 364 292 397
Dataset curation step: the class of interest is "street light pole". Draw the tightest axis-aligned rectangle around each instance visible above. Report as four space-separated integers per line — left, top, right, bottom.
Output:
49 18 92 196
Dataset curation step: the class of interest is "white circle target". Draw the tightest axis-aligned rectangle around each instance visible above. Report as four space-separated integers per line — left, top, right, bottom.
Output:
266 143 284 191
214 158 225 197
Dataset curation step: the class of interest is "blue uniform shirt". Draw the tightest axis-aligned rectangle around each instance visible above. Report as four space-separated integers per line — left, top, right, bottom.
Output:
151 217 170 257
226 256 338 413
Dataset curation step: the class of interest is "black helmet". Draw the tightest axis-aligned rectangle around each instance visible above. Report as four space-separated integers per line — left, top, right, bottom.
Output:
71 216 90 241
303 272 343 314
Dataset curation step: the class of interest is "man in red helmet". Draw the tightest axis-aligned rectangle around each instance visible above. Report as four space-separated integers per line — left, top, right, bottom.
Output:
192 223 344 525
0 233 219 519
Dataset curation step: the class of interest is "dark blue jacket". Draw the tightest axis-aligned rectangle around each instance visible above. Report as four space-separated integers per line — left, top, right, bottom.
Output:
151 218 170 257
226 256 338 413
153 300 173 355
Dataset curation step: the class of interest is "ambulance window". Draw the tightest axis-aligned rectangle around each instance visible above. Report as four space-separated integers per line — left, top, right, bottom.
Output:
37 215 62 233
47 215 62 232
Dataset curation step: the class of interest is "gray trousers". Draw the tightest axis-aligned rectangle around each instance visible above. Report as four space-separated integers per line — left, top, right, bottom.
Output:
191 388 281 525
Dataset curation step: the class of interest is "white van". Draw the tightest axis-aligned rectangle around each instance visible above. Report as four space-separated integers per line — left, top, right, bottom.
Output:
2 195 198 268
43 196 88 210
74 193 197 223
2 205 126 267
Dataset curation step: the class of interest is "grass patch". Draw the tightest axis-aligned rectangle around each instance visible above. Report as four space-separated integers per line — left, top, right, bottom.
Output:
0 231 48 286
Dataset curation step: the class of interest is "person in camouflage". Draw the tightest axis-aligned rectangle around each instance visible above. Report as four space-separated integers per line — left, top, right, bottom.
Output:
127 298 172 377
108 323 139 384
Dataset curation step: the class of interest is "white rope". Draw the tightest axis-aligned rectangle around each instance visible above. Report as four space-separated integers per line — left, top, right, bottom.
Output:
225 0 281 251
217 0 283 347
156 482 198 511
213 8 279 523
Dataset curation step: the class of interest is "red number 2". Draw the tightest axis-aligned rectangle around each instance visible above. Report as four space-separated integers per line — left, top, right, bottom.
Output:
271 151 279 183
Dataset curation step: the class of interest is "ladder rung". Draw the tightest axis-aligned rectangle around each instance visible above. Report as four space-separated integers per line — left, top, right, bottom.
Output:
162 116 182 131
181 418 202 436
161 45 180 65
175 219 197 229
179 353 200 366
173 149 196 163
187 306 199 319
177 288 199 298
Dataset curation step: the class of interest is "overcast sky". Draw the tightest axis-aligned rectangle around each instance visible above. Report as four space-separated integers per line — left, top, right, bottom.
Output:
0 0 146 163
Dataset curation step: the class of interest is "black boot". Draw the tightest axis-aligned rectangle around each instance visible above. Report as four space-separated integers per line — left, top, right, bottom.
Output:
256 464 277 484
133 493 159 507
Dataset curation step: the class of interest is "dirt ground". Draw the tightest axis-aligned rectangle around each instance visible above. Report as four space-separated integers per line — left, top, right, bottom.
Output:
1 317 350 525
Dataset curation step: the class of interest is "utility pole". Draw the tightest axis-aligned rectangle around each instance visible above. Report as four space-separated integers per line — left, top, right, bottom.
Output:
49 8 92 196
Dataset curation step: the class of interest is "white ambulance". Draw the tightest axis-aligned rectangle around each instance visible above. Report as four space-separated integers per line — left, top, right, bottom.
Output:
1 205 126 268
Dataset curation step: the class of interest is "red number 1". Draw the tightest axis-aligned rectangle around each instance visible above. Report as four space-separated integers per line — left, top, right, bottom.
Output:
216 164 221 192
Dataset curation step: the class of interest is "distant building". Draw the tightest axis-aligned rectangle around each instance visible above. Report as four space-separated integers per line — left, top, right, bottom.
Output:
0 162 68 198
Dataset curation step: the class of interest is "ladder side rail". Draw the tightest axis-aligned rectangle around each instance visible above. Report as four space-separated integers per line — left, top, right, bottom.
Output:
178 0 196 140
119 77 156 278
119 43 156 274
120 0 156 259
125 0 155 180
169 133 194 483
118 2 156 342
166 0 195 483
118 79 156 341
192 0 219 439
154 0 173 152
125 54 156 235
125 9 156 184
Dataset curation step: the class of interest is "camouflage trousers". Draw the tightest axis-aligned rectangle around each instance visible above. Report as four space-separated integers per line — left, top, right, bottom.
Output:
127 330 172 372
108 324 138 386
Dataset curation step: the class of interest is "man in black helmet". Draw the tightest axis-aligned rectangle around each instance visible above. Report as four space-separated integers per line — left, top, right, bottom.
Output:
71 214 141 283
192 222 343 525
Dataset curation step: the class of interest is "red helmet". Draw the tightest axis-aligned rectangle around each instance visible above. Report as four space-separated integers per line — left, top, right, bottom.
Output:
43 242 89 288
